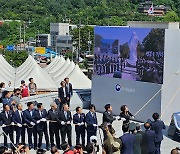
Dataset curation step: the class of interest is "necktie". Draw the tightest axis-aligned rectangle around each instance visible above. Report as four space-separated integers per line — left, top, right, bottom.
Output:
6 112 8 119
30 111 32 116
39 111 42 117
65 112 67 119
19 111 22 122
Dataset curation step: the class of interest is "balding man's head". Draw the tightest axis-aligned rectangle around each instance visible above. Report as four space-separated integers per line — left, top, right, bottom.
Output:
144 122 151 130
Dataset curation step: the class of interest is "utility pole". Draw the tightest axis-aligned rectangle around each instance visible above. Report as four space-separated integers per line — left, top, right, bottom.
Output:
20 25 22 51
77 20 81 63
88 31 91 52
23 24 26 50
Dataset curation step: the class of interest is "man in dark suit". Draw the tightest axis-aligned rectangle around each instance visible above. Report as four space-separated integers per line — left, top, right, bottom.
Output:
23 102 37 149
120 124 135 154
144 122 156 154
58 103 72 146
47 102 61 149
136 123 148 154
64 78 73 107
151 113 166 154
85 104 98 144
0 104 14 148
58 81 70 109
64 78 73 96
12 103 25 145
73 106 86 147
35 103 50 150
102 104 116 140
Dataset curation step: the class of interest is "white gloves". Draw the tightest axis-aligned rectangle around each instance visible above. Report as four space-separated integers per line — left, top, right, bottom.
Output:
17 123 22 127
41 118 47 122
37 120 41 124
30 122 35 126
121 118 126 121
77 123 81 126
131 116 135 119
93 124 97 127
1 124 6 128
81 122 84 125
11 122 15 125
67 121 71 124
61 121 65 125
116 116 120 120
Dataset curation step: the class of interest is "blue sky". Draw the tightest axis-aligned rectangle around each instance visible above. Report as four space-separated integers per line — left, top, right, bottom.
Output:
95 26 152 45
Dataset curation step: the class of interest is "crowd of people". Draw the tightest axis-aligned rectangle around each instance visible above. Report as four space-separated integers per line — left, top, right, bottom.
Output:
0 77 176 154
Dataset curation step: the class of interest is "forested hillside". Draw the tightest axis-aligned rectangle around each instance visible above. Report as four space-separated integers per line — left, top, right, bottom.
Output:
0 0 179 46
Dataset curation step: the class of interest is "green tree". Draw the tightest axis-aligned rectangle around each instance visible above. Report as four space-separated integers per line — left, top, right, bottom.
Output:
163 11 179 22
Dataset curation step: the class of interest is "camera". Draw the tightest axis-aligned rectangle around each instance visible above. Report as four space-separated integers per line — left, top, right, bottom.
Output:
98 122 108 131
90 136 99 153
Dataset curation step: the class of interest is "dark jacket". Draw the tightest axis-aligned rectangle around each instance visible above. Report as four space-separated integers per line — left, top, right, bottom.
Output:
73 113 86 131
145 130 156 153
85 111 97 132
103 111 115 124
23 109 37 127
66 83 73 96
133 132 142 154
120 111 133 124
138 131 148 154
120 133 135 154
2 97 13 106
12 110 25 124
47 109 60 127
58 87 69 103
34 109 48 131
0 110 14 125
151 120 166 142
58 110 72 131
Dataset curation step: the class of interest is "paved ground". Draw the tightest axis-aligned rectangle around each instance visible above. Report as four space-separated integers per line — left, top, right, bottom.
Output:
0 109 179 154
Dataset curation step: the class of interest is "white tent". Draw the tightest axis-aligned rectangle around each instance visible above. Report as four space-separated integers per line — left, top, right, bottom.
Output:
14 56 58 90
0 55 15 87
46 56 66 74
54 61 76 83
66 64 91 89
44 56 59 71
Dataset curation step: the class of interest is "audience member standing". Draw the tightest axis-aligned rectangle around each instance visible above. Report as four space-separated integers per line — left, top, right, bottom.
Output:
20 80 30 98
64 77 73 97
136 123 148 154
47 102 61 149
12 103 25 145
35 103 50 150
144 122 156 154
28 78 38 96
23 102 37 149
58 81 70 109
0 104 14 148
59 104 72 147
120 124 135 154
151 113 166 154
73 106 86 147
85 104 98 144
129 122 142 154
2 91 15 108
12 88 21 105
0 82 6 102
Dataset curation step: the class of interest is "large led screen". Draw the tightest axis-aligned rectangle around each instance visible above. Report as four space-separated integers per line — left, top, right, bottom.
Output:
94 26 165 84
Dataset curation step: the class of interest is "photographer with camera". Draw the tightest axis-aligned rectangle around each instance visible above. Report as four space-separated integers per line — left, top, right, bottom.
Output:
85 104 98 144
102 104 116 141
103 124 122 154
